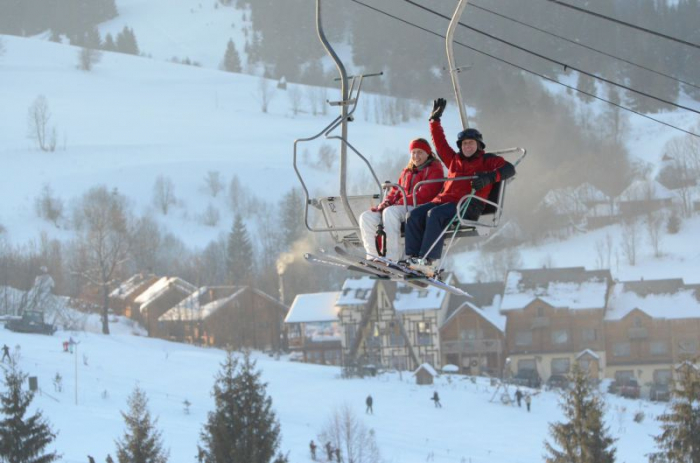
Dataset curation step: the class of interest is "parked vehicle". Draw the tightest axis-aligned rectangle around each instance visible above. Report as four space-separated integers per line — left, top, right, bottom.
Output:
618 379 641 399
650 383 671 402
5 310 56 335
546 374 570 390
511 369 541 388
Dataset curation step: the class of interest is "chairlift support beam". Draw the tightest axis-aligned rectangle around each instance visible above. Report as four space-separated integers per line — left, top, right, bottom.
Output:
446 0 470 129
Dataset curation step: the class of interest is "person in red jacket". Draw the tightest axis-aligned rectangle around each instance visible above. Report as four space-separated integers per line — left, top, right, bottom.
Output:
359 138 444 262
404 98 515 275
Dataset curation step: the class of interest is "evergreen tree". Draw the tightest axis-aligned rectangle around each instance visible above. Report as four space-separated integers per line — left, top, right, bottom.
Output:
544 363 616 463
278 188 304 249
649 361 700 463
226 215 254 284
115 386 168 463
198 351 283 463
84 27 102 50
116 26 139 55
0 357 60 463
103 33 116 52
222 39 241 73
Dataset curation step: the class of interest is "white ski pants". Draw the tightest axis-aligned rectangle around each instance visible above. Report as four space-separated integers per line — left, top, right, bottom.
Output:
359 205 413 262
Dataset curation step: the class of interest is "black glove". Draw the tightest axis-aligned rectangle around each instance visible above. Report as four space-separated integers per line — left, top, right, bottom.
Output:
429 98 447 121
472 172 496 191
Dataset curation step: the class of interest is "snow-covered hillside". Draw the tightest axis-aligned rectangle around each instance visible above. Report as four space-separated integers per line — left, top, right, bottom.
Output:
2 327 667 463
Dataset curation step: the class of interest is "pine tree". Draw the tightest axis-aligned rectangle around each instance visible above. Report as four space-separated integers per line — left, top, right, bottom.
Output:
116 26 139 55
115 386 168 463
544 363 616 463
278 188 304 249
84 27 102 50
198 351 283 463
226 215 254 284
103 33 116 52
0 357 60 463
222 39 241 73
649 361 700 463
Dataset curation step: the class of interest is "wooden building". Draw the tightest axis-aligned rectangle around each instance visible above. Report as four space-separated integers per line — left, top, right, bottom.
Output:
134 277 197 336
439 281 505 376
500 267 613 383
285 291 342 365
109 273 159 317
604 278 700 397
157 285 288 350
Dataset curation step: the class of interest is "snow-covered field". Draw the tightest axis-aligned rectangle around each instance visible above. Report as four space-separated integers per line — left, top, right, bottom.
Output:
3 325 666 463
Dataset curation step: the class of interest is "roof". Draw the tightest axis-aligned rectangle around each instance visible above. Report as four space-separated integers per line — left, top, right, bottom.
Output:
574 183 609 203
605 280 700 321
619 179 674 202
285 292 341 323
393 274 453 312
501 267 611 312
336 277 376 306
135 277 197 311
576 349 600 360
109 273 156 299
159 286 246 321
413 363 438 377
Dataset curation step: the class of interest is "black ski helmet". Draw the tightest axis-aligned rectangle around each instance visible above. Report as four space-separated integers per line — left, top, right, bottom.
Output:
456 128 485 151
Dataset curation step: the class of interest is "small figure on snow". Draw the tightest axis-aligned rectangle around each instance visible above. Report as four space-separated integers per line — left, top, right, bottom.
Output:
431 391 442 408
365 394 373 414
87 456 96 463
359 138 443 263
309 440 317 461
325 441 334 461
1 344 9 362
525 392 532 412
335 447 341 463
515 387 523 407
404 98 516 276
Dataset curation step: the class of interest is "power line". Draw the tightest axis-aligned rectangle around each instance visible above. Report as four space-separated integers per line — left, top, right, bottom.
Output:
349 0 700 138
469 1 700 91
404 0 700 116
547 0 700 50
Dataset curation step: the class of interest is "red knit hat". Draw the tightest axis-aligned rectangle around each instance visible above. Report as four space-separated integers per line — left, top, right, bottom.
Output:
409 139 432 154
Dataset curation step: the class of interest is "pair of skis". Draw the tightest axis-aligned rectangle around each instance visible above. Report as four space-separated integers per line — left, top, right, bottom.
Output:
304 246 471 297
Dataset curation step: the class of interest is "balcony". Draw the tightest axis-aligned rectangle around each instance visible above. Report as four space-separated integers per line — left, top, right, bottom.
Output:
441 339 503 355
531 317 550 329
628 327 648 340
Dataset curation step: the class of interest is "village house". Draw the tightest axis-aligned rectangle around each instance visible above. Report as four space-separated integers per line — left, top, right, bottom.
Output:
157 285 288 351
133 276 197 336
285 291 342 365
337 276 458 372
109 272 159 317
604 278 700 398
439 281 505 376
501 267 613 384
617 179 674 217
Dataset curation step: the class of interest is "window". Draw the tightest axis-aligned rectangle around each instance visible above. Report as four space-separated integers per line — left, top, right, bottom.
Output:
654 369 672 385
417 322 431 345
355 289 369 299
551 329 569 345
390 355 408 371
613 342 631 357
345 324 356 347
418 289 429 298
582 328 597 343
578 358 591 372
389 323 404 346
537 307 545 317
517 359 536 374
650 341 669 355
551 358 570 374
460 328 483 341
515 330 532 346
633 316 643 327
614 370 635 385
678 339 698 354
421 353 434 366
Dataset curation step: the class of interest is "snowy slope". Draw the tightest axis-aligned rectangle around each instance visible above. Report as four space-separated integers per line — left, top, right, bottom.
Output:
3 327 666 463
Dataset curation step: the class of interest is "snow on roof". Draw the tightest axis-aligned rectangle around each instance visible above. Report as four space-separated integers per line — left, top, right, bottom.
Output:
576 349 600 360
394 276 450 312
501 268 610 311
159 286 246 321
605 281 700 320
135 277 197 311
574 183 609 203
413 363 438 377
442 364 459 373
619 179 674 202
445 298 506 333
336 277 376 306
539 188 583 215
109 273 155 299
285 292 341 323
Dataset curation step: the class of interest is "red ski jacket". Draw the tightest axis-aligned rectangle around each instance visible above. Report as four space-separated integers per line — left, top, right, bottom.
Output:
384 158 444 207
430 120 513 205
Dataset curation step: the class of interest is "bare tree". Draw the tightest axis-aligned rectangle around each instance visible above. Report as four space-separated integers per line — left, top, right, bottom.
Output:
228 174 248 213
594 233 614 270
152 175 176 215
317 144 335 169
662 135 700 217
71 186 131 334
318 405 382 463
202 170 224 197
287 85 303 116
620 218 640 266
77 47 102 71
471 247 523 282
255 76 276 113
200 203 220 227
646 210 665 258
27 95 57 152
305 87 319 116
34 183 64 227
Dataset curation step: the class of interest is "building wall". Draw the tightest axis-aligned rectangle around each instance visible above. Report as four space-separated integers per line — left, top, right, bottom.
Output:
509 351 606 382
604 310 673 368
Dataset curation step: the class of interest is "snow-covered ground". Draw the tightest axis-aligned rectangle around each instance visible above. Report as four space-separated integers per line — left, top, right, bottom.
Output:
3 325 666 463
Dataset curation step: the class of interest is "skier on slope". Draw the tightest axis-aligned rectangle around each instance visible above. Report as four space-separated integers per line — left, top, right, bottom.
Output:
359 138 443 262
404 98 516 276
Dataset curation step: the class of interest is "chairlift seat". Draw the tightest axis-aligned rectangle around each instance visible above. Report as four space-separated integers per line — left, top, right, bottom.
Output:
316 194 380 247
